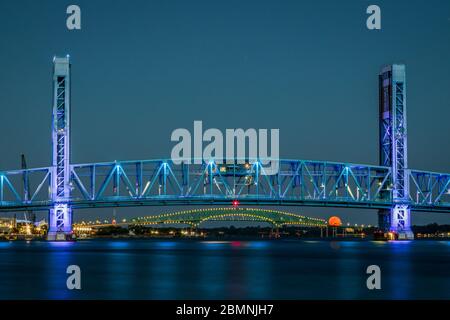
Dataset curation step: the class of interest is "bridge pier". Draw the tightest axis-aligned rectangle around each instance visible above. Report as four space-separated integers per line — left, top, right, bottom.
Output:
47 204 73 240
378 205 414 240
378 205 413 240
377 210 391 233
391 205 413 239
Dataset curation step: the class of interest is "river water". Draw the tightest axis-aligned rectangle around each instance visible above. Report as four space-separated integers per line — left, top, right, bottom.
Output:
0 239 449 299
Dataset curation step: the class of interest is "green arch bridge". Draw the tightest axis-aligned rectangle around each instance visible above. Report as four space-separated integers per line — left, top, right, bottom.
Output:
127 207 326 228
78 208 327 229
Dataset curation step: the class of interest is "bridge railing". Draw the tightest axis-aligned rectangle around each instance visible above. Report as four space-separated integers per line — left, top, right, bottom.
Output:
1 158 449 211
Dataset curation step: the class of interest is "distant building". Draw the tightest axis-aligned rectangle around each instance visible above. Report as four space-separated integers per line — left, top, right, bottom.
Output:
0 217 15 233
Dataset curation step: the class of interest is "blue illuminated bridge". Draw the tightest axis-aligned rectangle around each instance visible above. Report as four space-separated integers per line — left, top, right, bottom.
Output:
0 57 449 240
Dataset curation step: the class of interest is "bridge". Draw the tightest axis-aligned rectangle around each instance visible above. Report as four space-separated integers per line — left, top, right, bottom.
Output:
0 57 449 240
75 208 327 229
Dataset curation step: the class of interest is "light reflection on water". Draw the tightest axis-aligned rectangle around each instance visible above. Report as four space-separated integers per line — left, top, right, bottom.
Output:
107 241 131 249
0 242 13 248
0 239 449 299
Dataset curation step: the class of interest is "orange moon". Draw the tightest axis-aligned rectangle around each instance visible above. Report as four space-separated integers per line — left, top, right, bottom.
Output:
328 216 342 227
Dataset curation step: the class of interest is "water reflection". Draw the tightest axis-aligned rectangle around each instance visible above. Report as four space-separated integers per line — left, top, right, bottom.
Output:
45 243 77 299
199 245 226 299
386 241 413 299
0 240 449 299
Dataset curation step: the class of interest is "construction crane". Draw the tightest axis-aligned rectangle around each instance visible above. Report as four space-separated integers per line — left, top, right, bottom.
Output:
21 154 35 224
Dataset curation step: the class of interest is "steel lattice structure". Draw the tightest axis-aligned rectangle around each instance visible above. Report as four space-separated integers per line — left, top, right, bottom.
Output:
48 56 72 240
0 58 449 240
0 159 448 212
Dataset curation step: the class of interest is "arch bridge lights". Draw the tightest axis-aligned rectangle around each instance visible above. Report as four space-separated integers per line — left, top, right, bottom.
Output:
130 207 327 229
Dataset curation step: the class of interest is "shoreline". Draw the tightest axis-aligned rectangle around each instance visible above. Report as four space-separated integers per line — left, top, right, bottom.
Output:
1 235 449 242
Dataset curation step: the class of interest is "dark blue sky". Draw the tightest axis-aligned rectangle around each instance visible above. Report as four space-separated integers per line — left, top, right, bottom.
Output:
0 0 449 224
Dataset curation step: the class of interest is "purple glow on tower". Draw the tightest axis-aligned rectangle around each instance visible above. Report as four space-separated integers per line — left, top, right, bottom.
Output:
378 65 413 239
48 56 73 240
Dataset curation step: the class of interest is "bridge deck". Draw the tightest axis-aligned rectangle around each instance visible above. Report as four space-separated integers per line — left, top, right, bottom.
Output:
0 159 449 212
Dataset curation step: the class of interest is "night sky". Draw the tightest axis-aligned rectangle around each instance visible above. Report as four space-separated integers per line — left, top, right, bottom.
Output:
0 0 449 225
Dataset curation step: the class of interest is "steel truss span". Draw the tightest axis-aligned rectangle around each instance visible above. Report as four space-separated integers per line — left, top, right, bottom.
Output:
0 158 448 213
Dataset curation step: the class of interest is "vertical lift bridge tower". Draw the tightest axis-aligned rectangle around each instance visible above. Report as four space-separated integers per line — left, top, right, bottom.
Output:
47 56 73 240
378 64 414 240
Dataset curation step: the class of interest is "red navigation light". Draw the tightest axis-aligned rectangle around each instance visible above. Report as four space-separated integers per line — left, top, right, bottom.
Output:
232 200 239 208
